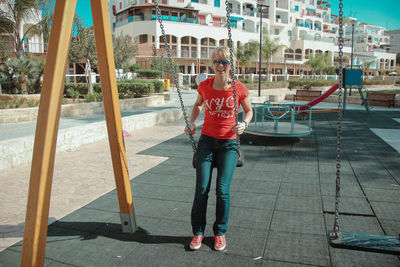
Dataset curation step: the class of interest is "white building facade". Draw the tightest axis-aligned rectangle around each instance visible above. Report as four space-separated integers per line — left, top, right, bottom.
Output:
111 0 396 75
0 1 45 55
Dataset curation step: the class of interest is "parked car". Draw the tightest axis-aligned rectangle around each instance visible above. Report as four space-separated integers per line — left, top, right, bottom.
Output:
388 72 398 76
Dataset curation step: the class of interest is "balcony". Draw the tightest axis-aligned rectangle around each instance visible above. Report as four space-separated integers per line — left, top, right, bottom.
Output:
116 14 198 27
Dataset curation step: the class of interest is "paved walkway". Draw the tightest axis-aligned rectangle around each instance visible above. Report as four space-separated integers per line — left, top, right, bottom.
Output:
0 92 399 266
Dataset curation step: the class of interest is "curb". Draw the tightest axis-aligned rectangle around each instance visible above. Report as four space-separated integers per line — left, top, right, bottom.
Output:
0 106 188 171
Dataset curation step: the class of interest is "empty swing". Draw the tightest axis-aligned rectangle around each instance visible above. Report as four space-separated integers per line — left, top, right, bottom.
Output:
327 0 400 255
154 0 244 168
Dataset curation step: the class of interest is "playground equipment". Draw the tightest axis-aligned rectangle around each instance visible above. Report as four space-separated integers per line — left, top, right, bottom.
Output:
341 67 371 112
246 102 312 137
20 1 137 266
155 0 244 167
328 0 400 255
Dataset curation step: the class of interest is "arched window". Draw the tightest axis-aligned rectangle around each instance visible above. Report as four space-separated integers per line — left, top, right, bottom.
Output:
295 49 302 60
284 49 294 60
201 37 217 59
159 34 178 56
181 36 197 58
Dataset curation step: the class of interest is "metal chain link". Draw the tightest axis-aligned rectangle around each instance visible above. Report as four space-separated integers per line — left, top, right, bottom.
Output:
155 1 197 154
333 0 344 238
225 0 241 152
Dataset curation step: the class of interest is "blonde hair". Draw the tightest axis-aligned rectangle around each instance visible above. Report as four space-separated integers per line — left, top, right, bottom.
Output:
211 46 236 67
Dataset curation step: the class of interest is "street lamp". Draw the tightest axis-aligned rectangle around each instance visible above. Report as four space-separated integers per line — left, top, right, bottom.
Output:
256 0 269 97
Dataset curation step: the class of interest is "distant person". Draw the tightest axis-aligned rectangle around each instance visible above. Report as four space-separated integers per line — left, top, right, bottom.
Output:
184 47 253 251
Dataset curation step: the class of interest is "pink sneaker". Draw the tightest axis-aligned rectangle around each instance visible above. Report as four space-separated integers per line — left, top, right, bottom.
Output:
189 234 204 250
214 235 226 251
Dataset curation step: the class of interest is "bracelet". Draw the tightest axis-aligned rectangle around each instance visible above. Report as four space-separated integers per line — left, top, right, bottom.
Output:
243 121 248 129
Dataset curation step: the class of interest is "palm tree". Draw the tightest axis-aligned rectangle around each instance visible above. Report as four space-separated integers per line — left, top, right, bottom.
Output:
235 41 258 75
305 54 330 78
260 29 282 82
0 57 40 93
361 60 375 75
0 0 42 60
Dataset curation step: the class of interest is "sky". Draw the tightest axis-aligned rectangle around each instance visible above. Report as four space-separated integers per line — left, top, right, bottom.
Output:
75 0 400 30
330 0 400 30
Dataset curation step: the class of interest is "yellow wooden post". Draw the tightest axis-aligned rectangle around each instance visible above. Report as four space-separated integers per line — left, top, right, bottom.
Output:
91 0 137 232
21 0 137 265
20 1 77 266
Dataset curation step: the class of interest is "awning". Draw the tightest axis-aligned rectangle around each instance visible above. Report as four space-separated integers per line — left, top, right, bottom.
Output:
230 16 244 21
306 8 316 11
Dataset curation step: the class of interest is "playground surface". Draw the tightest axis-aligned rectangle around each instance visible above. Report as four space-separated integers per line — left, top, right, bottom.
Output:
0 92 400 266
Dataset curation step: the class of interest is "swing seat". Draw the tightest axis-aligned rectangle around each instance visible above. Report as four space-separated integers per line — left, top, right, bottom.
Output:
328 230 400 255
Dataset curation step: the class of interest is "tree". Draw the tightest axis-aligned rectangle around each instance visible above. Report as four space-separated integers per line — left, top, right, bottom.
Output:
150 56 179 75
68 16 97 93
38 0 55 51
0 56 45 93
305 54 331 78
361 60 375 75
260 29 282 82
0 0 43 60
235 41 258 74
113 33 136 71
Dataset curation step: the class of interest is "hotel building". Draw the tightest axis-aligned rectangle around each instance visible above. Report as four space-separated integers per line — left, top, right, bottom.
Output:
111 0 396 76
0 1 45 56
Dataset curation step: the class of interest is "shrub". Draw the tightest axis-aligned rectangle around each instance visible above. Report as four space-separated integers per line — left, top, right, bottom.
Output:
84 92 102 102
64 80 161 100
0 100 8 109
27 99 40 107
128 63 142 72
152 80 164 93
303 82 312 90
7 97 25 108
66 88 81 100
363 79 395 85
288 78 337 89
118 80 154 98
0 81 17 94
65 83 87 96
238 78 254 84
136 69 161 79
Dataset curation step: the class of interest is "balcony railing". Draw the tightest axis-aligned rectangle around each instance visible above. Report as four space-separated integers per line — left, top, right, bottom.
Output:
116 15 198 27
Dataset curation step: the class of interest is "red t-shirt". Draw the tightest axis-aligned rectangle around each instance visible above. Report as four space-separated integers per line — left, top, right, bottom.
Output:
198 77 248 139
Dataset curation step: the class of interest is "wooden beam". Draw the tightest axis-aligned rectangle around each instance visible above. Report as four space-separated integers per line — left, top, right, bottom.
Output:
91 0 137 232
20 1 77 266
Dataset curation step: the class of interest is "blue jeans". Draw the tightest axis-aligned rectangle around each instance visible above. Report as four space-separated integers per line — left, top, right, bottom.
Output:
191 134 238 236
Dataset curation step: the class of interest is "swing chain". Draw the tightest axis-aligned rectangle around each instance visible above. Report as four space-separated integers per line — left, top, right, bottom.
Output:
333 0 344 238
225 0 241 151
154 0 197 154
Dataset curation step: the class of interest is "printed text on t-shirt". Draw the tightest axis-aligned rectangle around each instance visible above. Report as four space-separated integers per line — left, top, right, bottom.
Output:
204 96 235 118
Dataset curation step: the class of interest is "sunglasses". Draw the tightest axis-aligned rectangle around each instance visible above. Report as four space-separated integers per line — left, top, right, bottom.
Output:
213 59 231 65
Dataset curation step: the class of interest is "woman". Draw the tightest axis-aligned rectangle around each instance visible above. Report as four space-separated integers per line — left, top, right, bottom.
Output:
185 47 253 251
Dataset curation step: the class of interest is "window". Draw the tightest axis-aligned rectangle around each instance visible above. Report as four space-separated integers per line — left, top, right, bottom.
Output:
295 5 299 11
214 0 220 7
139 34 148 44
213 17 221 27
274 29 280 35
288 30 292 36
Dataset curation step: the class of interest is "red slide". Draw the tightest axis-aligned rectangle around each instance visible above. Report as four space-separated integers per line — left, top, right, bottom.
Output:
299 83 339 111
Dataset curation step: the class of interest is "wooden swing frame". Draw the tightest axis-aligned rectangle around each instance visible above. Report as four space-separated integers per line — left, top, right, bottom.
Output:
20 1 137 266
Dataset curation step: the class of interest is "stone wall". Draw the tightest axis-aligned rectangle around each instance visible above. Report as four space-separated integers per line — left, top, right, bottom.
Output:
0 94 169 123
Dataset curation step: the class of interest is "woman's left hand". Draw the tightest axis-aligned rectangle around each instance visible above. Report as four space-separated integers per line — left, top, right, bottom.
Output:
233 122 247 135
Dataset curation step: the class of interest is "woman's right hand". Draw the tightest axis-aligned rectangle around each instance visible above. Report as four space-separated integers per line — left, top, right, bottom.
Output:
185 123 196 135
